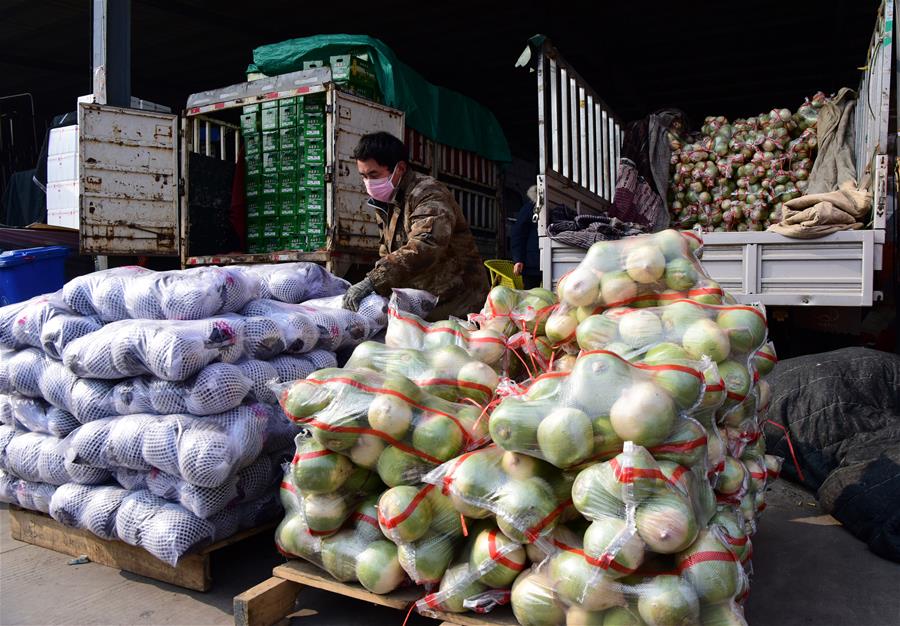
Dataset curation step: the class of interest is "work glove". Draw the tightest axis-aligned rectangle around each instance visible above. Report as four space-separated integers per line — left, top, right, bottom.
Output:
342 277 375 312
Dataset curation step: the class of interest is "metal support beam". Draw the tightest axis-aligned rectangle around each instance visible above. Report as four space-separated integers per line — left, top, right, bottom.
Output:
92 0 131 107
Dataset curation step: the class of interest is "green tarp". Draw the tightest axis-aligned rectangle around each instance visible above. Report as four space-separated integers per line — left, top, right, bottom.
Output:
250 34 512 163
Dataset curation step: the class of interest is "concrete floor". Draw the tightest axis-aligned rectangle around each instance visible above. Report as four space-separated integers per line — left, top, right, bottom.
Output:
1 480 898 626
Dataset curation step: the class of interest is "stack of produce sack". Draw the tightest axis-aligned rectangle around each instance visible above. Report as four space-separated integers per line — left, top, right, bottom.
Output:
273 229 782 626
0 262 389 566
668 93 826 231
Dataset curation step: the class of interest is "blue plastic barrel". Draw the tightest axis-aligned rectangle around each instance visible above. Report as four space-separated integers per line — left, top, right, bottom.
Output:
0 246 71 305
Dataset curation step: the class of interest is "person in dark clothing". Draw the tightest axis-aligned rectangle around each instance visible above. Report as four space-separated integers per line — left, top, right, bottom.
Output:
510 185 542 289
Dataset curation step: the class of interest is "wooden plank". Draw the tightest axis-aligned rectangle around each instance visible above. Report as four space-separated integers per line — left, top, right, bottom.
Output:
233 576 301 626
270 560 518 626
9 507 210 591
273 560 418 610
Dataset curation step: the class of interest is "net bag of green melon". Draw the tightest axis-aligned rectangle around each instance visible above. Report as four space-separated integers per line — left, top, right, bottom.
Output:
545 229 715 346
376 483 468 586
278 368 490 487
276 480 411 594
415 520 532 616
344 341 500 405
472 285 558 338
488 349 713 474
279 434 386 537
384 291 509 369
506 522 750 626
422 445 579 556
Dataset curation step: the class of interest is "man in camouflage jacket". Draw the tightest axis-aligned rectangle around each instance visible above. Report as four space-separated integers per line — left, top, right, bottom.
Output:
343 132 489 321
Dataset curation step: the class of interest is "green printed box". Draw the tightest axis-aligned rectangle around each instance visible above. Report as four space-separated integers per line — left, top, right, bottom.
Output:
245 155 262 177
282 235 307 251
242 103 260 114
262 198 279 220
279 98 299 127
307 234 326 250
244 175 261 200
261 100 279 130
246 221 262 241
278 194 298 218
243 132 261 157
263 221 279 239
261 174 279 198
278 127 298 151
303 121 324 139
278 173 297 195
246 199 262 221
304 166 325 187
303 93 326 112
280 150 299 174
304 140 325 165
240 113 258 134
261 151 279 175
306 187 324 213
261 130 279 152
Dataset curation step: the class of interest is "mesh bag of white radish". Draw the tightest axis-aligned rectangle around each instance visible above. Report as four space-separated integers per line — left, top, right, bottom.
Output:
144 452 280 519
3 429 109 485
415 520 529 616
280 436 386 537
61 404 269 488
62 266 155 321
0 470 57 514
121 266 260 320
545 229 717 346
61 313 305 380
0 294 101 357
279 368 489 486
488 350 715 474
385 291 508 368
0 347 14 394
375 483 466 586
0 423 16 465
237 262 349 303
7 395 80 437
423 446 578 547
242 295 385 353
344 341 499 405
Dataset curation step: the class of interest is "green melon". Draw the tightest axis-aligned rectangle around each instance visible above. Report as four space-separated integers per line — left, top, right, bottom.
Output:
576 314 620 351
398 531 455 584
349 433 386 469
635 492 699 554
292 440 353 494
716 307 767 355
377 485 433 543
569 352 632 416
412 413 464 462
319 530 360 582
355 540 406 594
511 571 566 626
601 606 647 626
367 393 414 439
665 257 699 291
490 398 546 453
582 517 646 579
591 414 625 462
376 445 434 487
550 551 624 611
283 380 333 419
609 382 677 447
275 514 318 559
625 245 667 284
537 407 594 468
682 319 731 362
636 575 700 626
601 271 639 306
436 562 488 613
650 417 708 468
752 342 777 377
562 266 602 308
495 477 558 543
677 529 740 603
303 492 349 536
654 229 692 261
546 310 580 344
470 526 526 588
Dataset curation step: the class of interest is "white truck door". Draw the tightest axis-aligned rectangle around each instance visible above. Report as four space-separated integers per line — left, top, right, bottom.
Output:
78 102 180 255
329 91 404 256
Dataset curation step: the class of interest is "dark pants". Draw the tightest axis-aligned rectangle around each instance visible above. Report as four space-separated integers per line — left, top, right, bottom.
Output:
522 273 543 289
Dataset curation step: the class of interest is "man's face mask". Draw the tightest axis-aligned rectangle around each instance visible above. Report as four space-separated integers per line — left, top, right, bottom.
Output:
364 165 397 202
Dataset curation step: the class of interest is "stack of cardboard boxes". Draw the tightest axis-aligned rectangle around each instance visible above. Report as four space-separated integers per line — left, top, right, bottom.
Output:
241 93 327 253
304 53 381 102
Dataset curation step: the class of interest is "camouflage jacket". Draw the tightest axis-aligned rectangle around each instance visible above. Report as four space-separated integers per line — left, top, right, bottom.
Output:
367 170 489 320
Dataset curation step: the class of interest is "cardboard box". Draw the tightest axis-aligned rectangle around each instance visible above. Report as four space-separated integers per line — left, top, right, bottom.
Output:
246 221 262 242
262 198 279 220
243 133 261 158
246 198 262 221
281 235 307 251
262 151 279 175
278 172 297 195
304 166 325 187
261 130 279 152
303 60 325 70
303 120 325 139
303 94 326 112
279 127 298 151
303 140 325 165
278 194 298 218
260 104 279 131
279 98 299 127
244 155 262 177
242 103 260 114
307 234 326 250
245 175 261 200
240 112 258 134
261 174 279 198
280 150 299 174
330 54 378 90
306 187 325 213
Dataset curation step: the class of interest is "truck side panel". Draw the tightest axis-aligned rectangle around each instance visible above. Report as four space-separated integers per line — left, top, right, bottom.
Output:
78 102 179 256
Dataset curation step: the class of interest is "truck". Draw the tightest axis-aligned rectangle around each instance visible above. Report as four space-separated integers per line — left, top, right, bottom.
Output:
525 1 896 322
73 66 503 277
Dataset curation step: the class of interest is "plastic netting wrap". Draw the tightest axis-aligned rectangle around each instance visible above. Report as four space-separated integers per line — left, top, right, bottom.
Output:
3 430 108 486
242 295 386 353
62 404 271 488
344 341 500 404
237 263 349 303
62 266 155 321
0 294 101 358
0 347 13 394
144 452 280 519
0 469 57 514
122 266 261 320
0 394 13 425
544 230 718 346
7 395 80 437
384 292 508 369
0 423 16 467
279 368 489 486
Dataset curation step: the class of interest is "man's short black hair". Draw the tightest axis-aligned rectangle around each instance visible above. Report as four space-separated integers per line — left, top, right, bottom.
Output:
352 132 409 170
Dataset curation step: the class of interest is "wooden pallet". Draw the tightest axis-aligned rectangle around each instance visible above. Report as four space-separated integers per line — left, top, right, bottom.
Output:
8 506 275 592
233 559 519 626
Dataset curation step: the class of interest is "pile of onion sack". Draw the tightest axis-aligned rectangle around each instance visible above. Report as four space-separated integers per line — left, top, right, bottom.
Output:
274 229 783 626
668 93 826 231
